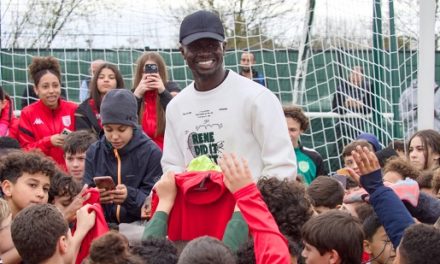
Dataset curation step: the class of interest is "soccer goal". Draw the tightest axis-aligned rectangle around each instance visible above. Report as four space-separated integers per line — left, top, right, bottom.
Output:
0 0 433 173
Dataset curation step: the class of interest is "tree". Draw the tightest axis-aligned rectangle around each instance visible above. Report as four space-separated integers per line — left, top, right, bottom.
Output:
1 0 117 48
162 0 302 50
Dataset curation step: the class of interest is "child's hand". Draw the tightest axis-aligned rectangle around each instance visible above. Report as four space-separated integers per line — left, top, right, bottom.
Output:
348 146 381 182
63 184 91 222
50 134 65 147
219 153 253 193
146 73 166 94
75 204 96 234
155 171 177 214
112 184 128 205
98 188 114 204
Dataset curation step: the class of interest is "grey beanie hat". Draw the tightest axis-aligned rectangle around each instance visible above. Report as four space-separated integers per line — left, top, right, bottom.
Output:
101 89 138 127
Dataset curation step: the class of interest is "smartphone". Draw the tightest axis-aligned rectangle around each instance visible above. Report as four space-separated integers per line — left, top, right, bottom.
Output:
144 64 158 74
93 176 116 190
61 128 71 136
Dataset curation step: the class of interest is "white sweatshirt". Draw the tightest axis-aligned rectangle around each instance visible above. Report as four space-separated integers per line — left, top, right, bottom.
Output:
162 70 297 180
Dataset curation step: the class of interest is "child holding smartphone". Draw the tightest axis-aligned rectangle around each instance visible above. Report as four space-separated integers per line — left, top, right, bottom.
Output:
82 89 163 224
132 52 178 150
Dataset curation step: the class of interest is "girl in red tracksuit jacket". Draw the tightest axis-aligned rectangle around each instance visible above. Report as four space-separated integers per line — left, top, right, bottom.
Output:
18 56 77 170
132 52 175 150
0 86 18 139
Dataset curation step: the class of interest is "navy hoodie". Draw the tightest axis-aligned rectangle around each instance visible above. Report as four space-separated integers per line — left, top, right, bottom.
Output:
83 127 162 223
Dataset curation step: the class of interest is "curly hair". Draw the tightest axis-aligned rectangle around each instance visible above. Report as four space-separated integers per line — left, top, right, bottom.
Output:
383 157 420 180
416 170 434 189
48 172 82 203
236 239 255 264
257 177 313 242
28 56 61 86
11 204 68 264
131 237 178 264
0 150 57 183
283 105 309 131
399 224 440 264
88 231 142 264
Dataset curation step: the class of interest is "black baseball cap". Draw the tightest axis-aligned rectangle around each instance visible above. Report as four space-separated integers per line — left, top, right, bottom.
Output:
179 10 225 45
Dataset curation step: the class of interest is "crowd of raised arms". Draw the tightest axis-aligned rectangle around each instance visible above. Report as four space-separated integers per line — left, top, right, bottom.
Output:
1 10 440 264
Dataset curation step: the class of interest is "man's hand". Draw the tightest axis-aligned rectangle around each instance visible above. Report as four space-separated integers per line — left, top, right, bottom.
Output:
155 171 177 214
218 153 253 194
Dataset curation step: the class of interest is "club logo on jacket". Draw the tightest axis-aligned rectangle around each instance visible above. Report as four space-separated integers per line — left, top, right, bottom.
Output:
62 116 71 127
33 118 44 125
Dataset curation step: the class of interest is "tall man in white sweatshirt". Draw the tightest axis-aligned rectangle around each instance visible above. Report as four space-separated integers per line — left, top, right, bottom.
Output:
161 10 297 180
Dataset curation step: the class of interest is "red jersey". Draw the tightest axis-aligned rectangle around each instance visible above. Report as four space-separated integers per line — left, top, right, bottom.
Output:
151 171 235 241
18 99 77 169
141 91 164 149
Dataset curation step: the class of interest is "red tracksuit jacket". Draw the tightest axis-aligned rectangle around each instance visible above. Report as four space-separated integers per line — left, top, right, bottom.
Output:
234 183 290 264
151 171 236 241
18 99 77 169
0 97 18 139
141 91 164 149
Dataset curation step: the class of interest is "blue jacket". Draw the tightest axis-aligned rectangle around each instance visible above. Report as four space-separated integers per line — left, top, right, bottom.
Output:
360 170 415 249
83 127 162 223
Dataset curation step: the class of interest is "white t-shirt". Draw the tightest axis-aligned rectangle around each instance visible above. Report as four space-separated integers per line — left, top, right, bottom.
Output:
162 70 297 180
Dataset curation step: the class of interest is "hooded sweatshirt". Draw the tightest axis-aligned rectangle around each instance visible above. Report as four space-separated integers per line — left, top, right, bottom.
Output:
83 127 163 223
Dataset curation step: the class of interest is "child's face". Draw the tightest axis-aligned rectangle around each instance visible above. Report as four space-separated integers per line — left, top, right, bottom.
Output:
409 136 426 170
344 155 360 175
97 68 117 95
103 124 133 150
364 226 395 264
65 152 86 182
285 117 303 147
302 241 335 264
53 194 74 212
2 172 50 217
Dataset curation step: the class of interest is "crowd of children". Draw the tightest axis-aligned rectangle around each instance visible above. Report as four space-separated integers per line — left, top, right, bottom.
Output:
1 9 440 264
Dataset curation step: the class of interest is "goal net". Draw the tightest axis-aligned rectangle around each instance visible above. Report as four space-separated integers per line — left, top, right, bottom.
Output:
0 0 432 172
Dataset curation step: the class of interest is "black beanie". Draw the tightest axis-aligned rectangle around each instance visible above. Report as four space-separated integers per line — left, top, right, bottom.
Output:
101 89 138 127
